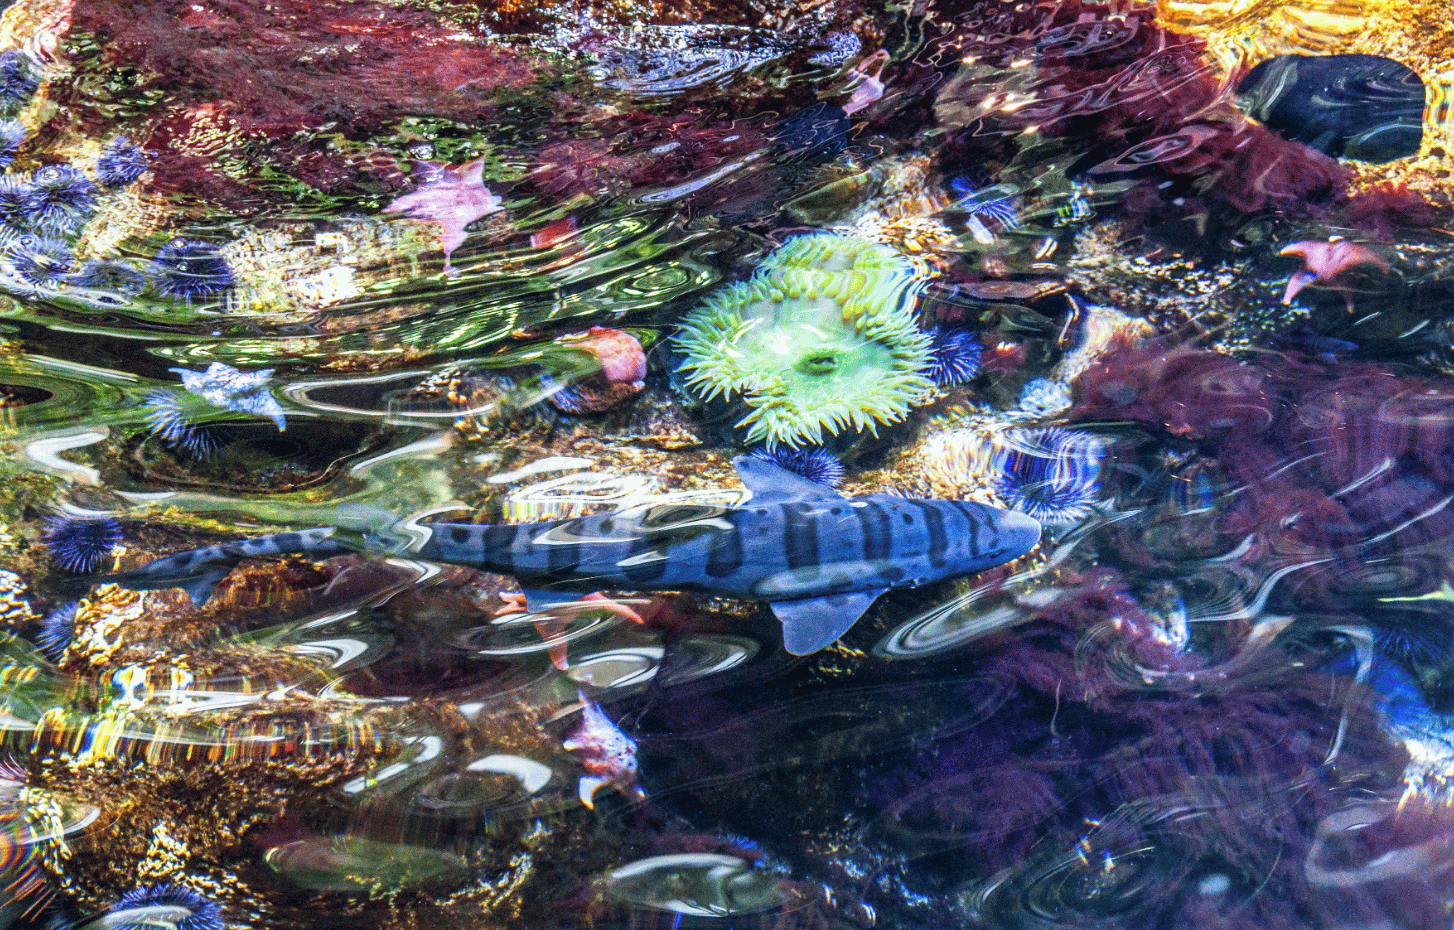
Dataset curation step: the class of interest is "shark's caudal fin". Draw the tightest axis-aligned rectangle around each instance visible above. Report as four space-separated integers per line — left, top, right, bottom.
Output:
732 455 845 504
772 588 886 655
107 526 367 605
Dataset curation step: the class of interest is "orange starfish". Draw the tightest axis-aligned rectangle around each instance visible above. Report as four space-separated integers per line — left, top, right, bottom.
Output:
1279 239 1391 312
499 590 645 670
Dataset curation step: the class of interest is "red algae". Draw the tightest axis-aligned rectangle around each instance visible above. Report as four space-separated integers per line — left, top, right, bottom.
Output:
53 0 548 210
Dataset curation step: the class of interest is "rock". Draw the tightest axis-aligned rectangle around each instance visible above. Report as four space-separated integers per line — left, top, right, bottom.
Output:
1235 54 1424 162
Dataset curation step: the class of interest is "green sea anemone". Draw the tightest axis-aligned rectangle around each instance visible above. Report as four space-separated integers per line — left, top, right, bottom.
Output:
674 233 934 449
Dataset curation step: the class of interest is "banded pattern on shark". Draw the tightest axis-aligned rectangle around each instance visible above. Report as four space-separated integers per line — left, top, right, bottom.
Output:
106 457 1041 654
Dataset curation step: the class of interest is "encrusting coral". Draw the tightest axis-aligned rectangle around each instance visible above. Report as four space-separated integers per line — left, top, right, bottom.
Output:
674 233 935 448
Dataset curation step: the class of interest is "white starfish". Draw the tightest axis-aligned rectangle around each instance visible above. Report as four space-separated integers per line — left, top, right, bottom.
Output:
170 362 286 431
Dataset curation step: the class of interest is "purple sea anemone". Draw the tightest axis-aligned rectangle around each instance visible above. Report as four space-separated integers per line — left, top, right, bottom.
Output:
925 327 982 386
748 446 845 487
40 516 120 573
148 238 234 302
23 165 98 238
95 136 148 188
35 602 75 663
112 884 223 930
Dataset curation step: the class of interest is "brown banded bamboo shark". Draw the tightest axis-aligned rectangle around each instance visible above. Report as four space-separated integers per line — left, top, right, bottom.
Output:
104 456 1042 654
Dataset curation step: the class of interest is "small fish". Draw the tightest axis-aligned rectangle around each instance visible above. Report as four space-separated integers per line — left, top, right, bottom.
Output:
562 690 644 809
107 458 1041 655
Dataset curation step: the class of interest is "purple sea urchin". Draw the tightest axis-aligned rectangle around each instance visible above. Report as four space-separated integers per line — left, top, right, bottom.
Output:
674 233 934 448
992 426 1105 525
95 136 148 188
35 602 75 663
23 165 98 238
0 120 24 169
949 179 1020 243
141 390 219 458
749 446 845 487
149 238 234 302
926 327 982 386
0 175 33 229
40 516 121 573
1 236 73 291
112 884 223 930
73 258 147 296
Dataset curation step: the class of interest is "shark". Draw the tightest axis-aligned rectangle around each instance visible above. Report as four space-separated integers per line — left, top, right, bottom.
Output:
105 456 1042 655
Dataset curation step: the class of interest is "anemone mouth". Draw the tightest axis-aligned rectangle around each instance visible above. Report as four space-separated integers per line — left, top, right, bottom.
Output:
674 234 933 449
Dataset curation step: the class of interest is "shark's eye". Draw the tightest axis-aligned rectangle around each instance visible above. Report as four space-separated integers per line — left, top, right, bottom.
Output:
796 353 839 376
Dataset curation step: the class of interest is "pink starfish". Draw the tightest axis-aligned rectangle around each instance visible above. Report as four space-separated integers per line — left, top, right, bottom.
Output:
843 49 890 115
383 158 503 276
1279 239 1392 312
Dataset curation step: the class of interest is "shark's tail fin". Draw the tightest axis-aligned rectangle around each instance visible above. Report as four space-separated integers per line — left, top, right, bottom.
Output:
104 524 376 606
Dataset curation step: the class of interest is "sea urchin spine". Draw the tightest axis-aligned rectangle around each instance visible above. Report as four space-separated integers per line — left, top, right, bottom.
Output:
149 238 235 302
992 426 1105 525
40 516 121 573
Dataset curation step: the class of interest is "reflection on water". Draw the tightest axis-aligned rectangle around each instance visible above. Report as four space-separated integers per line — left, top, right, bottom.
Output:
0 0 1452 926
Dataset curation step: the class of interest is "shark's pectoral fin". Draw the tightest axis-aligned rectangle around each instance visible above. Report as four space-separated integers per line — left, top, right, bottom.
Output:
181 567 234 605
520 587 586 613
772 588 886 655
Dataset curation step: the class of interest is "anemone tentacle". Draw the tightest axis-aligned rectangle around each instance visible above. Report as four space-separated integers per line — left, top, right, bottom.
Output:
674 233 934 449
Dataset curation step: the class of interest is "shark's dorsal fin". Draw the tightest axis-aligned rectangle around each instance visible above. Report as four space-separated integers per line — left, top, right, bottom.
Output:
771 588 886 655
732 455 845 504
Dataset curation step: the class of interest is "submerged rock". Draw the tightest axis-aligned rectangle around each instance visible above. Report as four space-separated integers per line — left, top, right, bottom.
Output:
1235 54 1424 162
